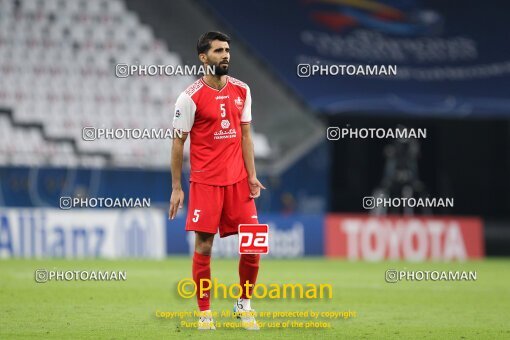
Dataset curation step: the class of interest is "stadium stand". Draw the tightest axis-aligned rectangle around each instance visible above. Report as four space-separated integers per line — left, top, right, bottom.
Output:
0 0 273 168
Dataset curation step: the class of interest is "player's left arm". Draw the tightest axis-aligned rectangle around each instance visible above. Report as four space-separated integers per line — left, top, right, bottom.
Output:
241 124 266 198
240 85 265 198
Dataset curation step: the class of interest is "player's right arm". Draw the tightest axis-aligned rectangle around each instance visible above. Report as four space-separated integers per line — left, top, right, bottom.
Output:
169 92 196 220
169 134 187 219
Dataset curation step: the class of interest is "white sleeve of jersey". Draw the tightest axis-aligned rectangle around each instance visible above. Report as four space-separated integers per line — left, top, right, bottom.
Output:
241 86 252 123
172 92 196 132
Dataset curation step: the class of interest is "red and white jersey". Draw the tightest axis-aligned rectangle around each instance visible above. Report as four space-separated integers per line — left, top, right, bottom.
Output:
172 76 252 186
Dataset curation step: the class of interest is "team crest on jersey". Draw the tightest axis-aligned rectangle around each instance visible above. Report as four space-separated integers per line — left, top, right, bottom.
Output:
234 96 244 110
174 109 181 119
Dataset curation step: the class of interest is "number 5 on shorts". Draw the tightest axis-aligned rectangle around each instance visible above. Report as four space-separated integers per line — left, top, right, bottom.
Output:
192 209 201 222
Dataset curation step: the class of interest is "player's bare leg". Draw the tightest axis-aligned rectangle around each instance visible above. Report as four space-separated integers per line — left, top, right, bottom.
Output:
193 232 216 330
234 254 261 330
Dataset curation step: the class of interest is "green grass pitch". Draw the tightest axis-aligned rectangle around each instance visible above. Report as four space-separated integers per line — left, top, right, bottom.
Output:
1 257 509 339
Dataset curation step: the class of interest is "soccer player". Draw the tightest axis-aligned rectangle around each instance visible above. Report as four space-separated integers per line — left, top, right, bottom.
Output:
169 31 265 331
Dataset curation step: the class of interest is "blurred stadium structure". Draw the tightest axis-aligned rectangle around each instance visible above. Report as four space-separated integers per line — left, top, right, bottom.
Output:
0 0 509 260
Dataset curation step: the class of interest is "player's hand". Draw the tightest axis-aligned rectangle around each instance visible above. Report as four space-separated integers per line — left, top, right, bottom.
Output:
169 188 184 220
248 176 266 199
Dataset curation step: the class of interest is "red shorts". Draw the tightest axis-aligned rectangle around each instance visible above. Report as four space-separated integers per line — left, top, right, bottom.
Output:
185 177 258 238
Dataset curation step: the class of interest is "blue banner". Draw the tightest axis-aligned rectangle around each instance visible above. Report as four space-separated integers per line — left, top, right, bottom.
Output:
202 0 510 116
0 208 166 259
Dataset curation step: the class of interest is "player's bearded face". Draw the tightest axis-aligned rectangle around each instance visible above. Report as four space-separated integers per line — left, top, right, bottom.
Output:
205 40 230 76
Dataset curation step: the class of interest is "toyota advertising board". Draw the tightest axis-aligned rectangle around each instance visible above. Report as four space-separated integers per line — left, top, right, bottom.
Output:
325 214 484 261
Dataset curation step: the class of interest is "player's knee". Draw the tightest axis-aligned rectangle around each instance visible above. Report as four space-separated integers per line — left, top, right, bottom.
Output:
195 240 213 255
195 242 211 254
195 232 214 255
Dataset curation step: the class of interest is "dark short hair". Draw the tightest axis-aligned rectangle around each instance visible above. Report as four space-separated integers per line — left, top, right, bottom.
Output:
197 31 231 55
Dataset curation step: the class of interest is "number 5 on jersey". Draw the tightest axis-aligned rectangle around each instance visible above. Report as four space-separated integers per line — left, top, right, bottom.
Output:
220 103 226 117
192 209 201 222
